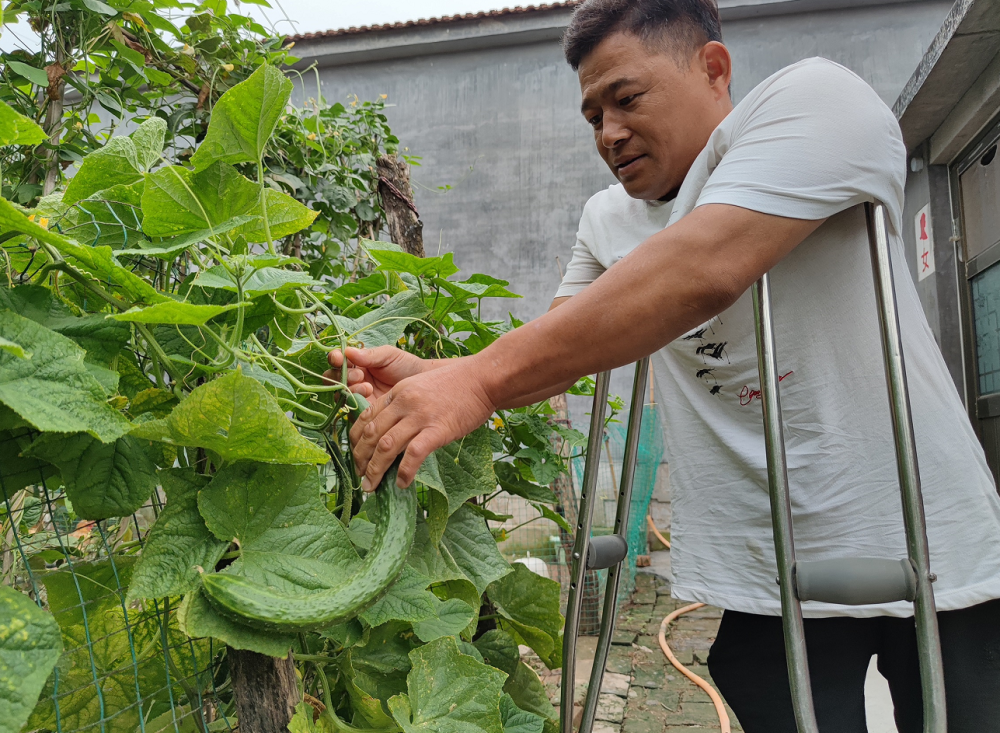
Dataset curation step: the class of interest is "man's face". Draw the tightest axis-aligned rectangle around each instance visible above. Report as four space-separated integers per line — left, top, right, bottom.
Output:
578 32 733 201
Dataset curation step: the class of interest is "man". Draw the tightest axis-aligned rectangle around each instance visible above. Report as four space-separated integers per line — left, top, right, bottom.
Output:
328 1 1000 730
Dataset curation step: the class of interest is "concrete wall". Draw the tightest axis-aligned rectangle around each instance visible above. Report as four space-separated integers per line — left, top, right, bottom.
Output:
296 0 951 317
293 0 953 426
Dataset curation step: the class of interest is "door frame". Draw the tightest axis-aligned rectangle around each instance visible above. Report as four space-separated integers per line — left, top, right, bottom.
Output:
952 113 1000 435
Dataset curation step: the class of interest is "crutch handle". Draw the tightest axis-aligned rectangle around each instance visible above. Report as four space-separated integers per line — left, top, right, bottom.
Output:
586 534 629 570
795 557 917 605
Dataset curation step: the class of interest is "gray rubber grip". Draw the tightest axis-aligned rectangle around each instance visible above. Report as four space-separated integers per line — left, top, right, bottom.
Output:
587 535 628 570
794 558 917 605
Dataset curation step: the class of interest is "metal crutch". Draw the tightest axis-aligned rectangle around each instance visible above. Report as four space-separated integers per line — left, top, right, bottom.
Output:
752 202 947 733
561 358 650 733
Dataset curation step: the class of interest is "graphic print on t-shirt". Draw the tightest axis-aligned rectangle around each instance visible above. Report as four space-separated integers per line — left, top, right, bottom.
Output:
682 316 730 397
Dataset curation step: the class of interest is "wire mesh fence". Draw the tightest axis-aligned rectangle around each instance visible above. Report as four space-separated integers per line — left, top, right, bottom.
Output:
495 398 664 633
2 391 664 729
1 429 232 733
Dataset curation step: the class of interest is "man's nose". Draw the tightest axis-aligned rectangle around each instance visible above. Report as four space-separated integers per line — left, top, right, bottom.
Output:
601 116 630 149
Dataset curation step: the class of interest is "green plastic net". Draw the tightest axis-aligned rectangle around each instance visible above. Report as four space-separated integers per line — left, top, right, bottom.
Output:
572 402 664 605
1 429 232 733
494 392 664 633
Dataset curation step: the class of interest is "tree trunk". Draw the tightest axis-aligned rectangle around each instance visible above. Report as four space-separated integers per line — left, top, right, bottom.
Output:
41 54 67 197
376 155 424 257
227 648 298 733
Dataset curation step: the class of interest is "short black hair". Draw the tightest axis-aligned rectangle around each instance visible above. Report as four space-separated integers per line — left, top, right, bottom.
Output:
563 0 723 70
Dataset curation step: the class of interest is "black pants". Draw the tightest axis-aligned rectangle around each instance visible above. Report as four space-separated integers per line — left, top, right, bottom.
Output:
707 599 1000 732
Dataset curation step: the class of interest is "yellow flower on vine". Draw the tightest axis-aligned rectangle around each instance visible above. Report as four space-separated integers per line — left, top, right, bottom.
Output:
492 417 503 429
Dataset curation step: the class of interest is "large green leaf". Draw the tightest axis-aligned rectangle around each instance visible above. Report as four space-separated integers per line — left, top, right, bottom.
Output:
356 562 474 642
499 694 544 733
192 265 318 296
440 505 512 596
111 300 246 326
334 290 429 348
344 654 399 728
0 312 130 442
487 565 563 669
239 187 318 243
438 275 520 301
0 285 130 367
503 663 556 725
119 215 258 259
200 462 360 593
128 469 228 600
189 64 292 171
472 629 519 676
411 598 476 643
494 463 556 505
130 370 329 464
0 198 167 305
141 161 260 238
0 428 59 493
347 620 417 719
358 566 437 627
0 100 45 146
63 118 165 204
130 116 167 171
366 243 459 280
388 636 507 733
178 589 296 658
434 426 497 515
29 559 212 733
0 586 61 733
406 516 465 585
25 433 157 520
199 462 310 545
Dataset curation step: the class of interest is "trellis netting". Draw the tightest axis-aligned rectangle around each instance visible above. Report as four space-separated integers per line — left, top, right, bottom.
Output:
572 403 665 604
1 428 233 733
2 406 663 730
495 399 664 627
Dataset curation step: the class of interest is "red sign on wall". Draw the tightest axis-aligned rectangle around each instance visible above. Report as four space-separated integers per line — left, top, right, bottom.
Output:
915 203 935 282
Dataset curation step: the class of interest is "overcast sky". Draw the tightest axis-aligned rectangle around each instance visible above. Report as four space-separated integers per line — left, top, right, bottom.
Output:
0 1 517 51
250 0 516 37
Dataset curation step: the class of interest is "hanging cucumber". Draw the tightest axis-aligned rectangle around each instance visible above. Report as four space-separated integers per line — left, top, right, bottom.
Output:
201 463 415 632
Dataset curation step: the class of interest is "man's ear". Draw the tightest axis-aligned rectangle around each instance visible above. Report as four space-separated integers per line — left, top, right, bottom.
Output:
700 41 733 102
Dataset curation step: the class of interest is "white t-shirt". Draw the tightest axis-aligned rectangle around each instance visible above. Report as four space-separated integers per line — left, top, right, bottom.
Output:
556 58 1000 617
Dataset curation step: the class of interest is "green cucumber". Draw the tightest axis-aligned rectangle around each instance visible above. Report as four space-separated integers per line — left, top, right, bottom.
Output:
201 464 415 632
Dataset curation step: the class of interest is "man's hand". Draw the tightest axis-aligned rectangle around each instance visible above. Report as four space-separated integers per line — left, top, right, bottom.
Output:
350 356 495 491
323 346 436 399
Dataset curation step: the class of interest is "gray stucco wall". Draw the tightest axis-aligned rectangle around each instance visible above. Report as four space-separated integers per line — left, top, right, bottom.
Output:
294 0 953 419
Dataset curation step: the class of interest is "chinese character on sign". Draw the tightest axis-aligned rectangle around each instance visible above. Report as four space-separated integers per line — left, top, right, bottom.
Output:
915 203 935 282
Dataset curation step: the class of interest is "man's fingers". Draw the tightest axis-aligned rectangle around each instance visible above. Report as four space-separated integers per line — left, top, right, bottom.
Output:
397 433 442 488
327 349 345 369
321 363 366 387
350 390 397 472
344 345 397 369
361 420 420 492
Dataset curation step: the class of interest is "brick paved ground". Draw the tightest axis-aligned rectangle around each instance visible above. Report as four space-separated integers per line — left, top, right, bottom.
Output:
530 572 742 733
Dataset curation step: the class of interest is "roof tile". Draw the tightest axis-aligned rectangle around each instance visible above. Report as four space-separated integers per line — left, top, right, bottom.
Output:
288 1 581 42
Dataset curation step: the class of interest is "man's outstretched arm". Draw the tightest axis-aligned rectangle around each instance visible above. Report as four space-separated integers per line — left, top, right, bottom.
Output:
351 203 825 490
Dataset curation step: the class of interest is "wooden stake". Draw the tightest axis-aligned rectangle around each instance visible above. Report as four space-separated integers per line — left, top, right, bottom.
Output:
227 648 298 733
376 155 425 257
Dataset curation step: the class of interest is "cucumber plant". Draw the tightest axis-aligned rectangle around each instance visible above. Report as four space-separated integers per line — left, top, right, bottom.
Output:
0 59 586 733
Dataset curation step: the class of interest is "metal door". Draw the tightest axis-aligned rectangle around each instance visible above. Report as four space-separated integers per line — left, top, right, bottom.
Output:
957 120 1000 485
